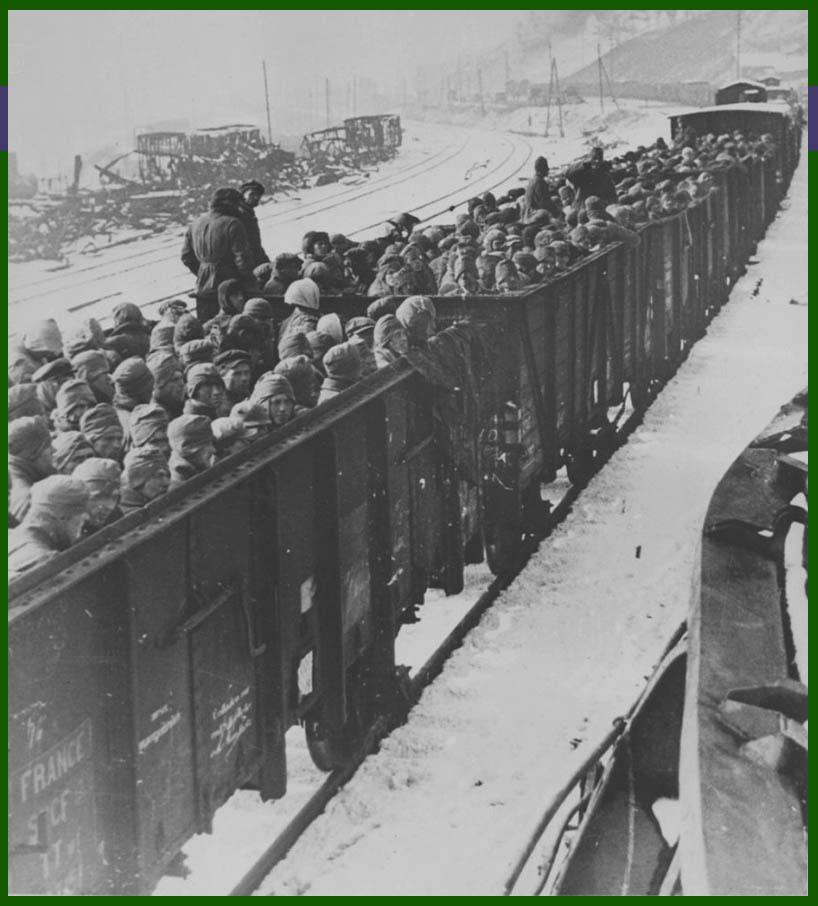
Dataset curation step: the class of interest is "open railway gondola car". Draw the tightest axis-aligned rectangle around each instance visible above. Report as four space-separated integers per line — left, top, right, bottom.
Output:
8 104 801 895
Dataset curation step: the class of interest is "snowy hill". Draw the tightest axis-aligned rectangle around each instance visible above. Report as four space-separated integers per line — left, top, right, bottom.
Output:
562 10 807 87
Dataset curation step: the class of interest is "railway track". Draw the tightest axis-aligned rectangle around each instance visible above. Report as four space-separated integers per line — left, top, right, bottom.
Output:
7 124 533 333
8 124 471 300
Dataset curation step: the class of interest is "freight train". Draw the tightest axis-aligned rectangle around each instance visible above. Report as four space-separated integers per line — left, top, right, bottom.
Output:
8 102 801 895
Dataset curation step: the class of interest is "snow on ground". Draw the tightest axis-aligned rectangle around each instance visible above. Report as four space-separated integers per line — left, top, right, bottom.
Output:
415 97 693 168
242 158 806 896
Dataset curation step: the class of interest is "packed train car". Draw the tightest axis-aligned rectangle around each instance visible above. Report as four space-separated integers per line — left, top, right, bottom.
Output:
8 102 801 894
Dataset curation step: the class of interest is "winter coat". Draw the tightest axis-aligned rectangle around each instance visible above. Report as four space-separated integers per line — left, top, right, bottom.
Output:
204 279 245 349
521 175 562 224
565 162 618 207
237 202 270 269
181 201 257 296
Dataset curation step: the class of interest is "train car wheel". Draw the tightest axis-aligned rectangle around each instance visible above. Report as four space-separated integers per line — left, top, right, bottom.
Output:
304 662 374 771
522 480 552 533
463 531 484 565
483 518 519 575
304 716 348 772
566 449 595 487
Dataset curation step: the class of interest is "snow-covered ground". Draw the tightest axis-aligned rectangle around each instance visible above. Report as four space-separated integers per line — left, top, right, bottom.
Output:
152 146 807 894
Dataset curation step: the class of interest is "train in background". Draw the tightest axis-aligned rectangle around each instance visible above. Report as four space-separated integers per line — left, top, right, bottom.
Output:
300 113 402 167
8 101 801 895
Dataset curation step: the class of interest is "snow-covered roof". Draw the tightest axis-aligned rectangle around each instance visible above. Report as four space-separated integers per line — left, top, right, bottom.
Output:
670 102 791 117
717 79 768 91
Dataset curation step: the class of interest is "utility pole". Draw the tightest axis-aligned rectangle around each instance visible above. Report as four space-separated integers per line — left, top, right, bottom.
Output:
262 60 273 144
736 10 742 79
325 77 331 128
352 75 357 116
477 67 486 117
597 43 605 114
544 58 564 138
504 50 510 87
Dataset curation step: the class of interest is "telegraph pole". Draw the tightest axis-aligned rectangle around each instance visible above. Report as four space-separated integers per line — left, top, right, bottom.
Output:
325 78 331 127
477 67 486 117
262 60 273 144
736 10 742 79
597 44 605 114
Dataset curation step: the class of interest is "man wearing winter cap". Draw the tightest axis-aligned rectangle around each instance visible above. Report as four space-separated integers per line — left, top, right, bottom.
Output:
181 187 258 321
184 363 227 420
9 475 90 577
396 296 437 348
8 384 46 422
238 180 270 270
113 357 155 438
384 212 421 242
80 404 125 462
243 298 273 322
52 379 97 433
9 318 64 384
52 431 95 475
106 302 151 360
8 416 54 524
373 315 409 369
147 350 186 419
72 457 122 535
31 358 74 414
230 400 273 446
214 349 253 406
120 445 171 514
177 338 215 371
274 355 320 410
521 156 562 226
262 253 303 295
71 350 114 404
128 403 171 456
167 414 216 488
318 342 361 404
250 373 296 427
278 278 321 360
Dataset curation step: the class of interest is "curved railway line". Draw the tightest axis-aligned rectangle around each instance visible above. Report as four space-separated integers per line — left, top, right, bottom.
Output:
8 125 533 331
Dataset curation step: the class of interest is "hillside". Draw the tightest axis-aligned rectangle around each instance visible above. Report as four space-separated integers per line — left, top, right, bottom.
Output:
562 10 807 87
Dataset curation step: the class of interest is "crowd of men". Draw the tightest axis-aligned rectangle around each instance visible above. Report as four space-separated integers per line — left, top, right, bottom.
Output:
9 128 779 578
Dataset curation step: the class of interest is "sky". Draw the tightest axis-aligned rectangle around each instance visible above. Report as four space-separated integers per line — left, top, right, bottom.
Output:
8 10 521 174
